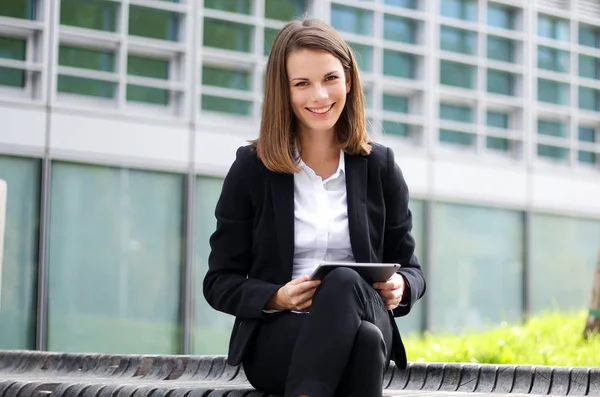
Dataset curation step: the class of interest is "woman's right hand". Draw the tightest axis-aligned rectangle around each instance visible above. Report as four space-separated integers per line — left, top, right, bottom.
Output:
266 276 321 311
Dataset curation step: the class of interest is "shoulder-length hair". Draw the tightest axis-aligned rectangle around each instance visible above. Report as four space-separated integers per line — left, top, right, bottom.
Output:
253 18 371 174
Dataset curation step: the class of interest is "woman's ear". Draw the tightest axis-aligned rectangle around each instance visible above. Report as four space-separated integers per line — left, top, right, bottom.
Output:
345 71 351 94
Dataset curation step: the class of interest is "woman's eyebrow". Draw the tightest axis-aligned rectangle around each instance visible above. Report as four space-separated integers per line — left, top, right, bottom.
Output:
290 71 340 81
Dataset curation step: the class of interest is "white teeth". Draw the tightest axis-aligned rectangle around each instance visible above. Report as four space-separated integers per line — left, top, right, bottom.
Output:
308 104 333 114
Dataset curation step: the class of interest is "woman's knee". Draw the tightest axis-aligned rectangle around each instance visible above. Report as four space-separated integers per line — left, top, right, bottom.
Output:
320 267 362 291
356 321 385 352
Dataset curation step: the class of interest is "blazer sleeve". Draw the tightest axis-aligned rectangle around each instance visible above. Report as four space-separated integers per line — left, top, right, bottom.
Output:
203 147 281 319
382 146 427 317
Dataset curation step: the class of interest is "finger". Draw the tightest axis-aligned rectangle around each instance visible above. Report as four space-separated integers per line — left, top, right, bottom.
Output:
380 289 402 300
299 298 312 311
289 275 310 285
293 280 321 294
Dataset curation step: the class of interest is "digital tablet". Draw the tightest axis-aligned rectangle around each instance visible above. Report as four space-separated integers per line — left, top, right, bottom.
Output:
309 262 401 284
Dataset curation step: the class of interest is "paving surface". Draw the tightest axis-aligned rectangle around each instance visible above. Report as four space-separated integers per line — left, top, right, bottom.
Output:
1 351 598 397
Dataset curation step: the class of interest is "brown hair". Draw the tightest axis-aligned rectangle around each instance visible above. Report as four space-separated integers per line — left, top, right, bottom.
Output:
253 18 371 173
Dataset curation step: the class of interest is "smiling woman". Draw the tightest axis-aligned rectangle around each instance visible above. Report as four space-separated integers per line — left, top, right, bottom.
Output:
203 18 426 397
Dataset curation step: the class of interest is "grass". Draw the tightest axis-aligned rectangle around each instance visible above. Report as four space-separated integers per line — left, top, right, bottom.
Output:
404 310 600 367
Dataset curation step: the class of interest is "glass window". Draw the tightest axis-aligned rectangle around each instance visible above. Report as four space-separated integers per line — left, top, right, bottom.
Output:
0 0 36 19
382 121 410 137
126 54 170 105
382 94 409 113
579 86 600 111
203 19 253 53
129 6 179 41
487 69 514 96
330 4 373 36
579 55 600 80
0 156 39 350
537 144 567 160
537 46 569 73
265 0 307 21
57 46 115 98
538 119 566 137
384 0 417 9
201 94 252 115
486 136 509 151
60 0 118 32
0 36 26 88
59 45 115 72
487 4 514 30
202 66 251 91
487 111 509 129
349 43 373 72
363 87 373 109
204 0 252 15
440 26 476 55
440 60 475 89
128 55 168 79
264 28 278 56
538 79 569 105
395 199 425 335
579 24 600 48
578 151 596 164
487 36 514 63
440 103 472 123
57 76 117 99
440 0 476 22
439 129 475 146
192 177 235 354
579 126 596 143
384 15 417 44
530 215 600 313
430 203 523 333
47 163 185 353
538 15 569 42
383 50 415 79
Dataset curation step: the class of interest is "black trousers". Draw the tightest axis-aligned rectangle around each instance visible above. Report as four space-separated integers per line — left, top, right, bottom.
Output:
242 267 394 397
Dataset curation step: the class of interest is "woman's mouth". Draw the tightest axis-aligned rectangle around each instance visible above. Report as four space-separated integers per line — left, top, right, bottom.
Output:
306 104 334 115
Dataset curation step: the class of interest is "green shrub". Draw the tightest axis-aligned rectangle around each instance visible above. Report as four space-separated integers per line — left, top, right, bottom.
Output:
405 311 600 367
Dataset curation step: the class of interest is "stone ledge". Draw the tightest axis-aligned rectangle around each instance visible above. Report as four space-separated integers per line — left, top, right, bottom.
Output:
1 351 598 397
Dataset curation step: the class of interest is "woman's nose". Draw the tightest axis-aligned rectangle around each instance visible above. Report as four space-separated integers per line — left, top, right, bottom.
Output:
312 84 328 101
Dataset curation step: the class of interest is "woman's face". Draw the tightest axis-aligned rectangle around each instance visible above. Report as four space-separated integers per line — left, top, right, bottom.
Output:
286 49 351 138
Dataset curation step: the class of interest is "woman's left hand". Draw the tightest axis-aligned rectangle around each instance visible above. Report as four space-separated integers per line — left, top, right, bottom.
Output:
373 273 405 310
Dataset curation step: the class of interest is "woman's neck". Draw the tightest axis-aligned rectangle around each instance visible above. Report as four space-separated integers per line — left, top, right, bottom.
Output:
297 129 340 179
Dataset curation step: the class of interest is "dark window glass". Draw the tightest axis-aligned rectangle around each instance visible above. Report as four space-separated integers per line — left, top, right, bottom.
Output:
382 94 409 113
204 0 252 14
487 36 514 63
487 69 514 96
579 24 600 48
60 0 118 32
487 111 509 129
0 36 26 88
384 14 417 44
350 43 374 72
330 4 373 36
579 86 600 111
382 121 410 137
579 127 596 143
487 4 514 30
440 103 472 122
537 120 566 137
440 60 474 89
59 46 115 72
538 78 569 105
265 0 307 21
127 85 169 105
128 55 169 79
57 75 116 99
578 151 596 164
202 66 251 90
201 95 252 115
383 50 415 79
129 5 179 41
439 129 475 146
538 14 569 42
537 46 569 73
264 28 278 56
579 55 600 80
203 19 253 52
0 0 36 19
0 156 40 350
440 26 476 54
537 144 568 160
487 136 509 151
384 0 417 9
440 0 476 22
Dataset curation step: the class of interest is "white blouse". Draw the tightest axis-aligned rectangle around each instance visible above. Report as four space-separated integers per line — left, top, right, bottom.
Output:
292 150 355 280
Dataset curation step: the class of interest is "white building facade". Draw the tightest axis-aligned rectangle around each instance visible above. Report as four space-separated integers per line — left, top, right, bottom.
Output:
1 0 599 355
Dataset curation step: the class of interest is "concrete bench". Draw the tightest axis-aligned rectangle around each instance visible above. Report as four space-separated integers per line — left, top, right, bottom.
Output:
1 351 598 397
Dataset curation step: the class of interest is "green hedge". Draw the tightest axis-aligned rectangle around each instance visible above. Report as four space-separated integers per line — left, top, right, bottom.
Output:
404 311 600 367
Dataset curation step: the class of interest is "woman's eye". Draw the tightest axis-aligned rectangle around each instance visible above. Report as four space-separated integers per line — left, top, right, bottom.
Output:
326 75 338 81
295 82 308 87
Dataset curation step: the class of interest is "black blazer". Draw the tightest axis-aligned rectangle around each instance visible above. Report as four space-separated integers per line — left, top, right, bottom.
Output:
203 142 426 368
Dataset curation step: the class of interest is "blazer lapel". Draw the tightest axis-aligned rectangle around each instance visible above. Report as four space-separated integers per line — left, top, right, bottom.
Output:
345 152 370 263
270 171 295 281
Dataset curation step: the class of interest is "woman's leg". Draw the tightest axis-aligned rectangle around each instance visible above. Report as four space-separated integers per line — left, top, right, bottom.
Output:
285 267 393 397
334 321 389 397
242 312 306 395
